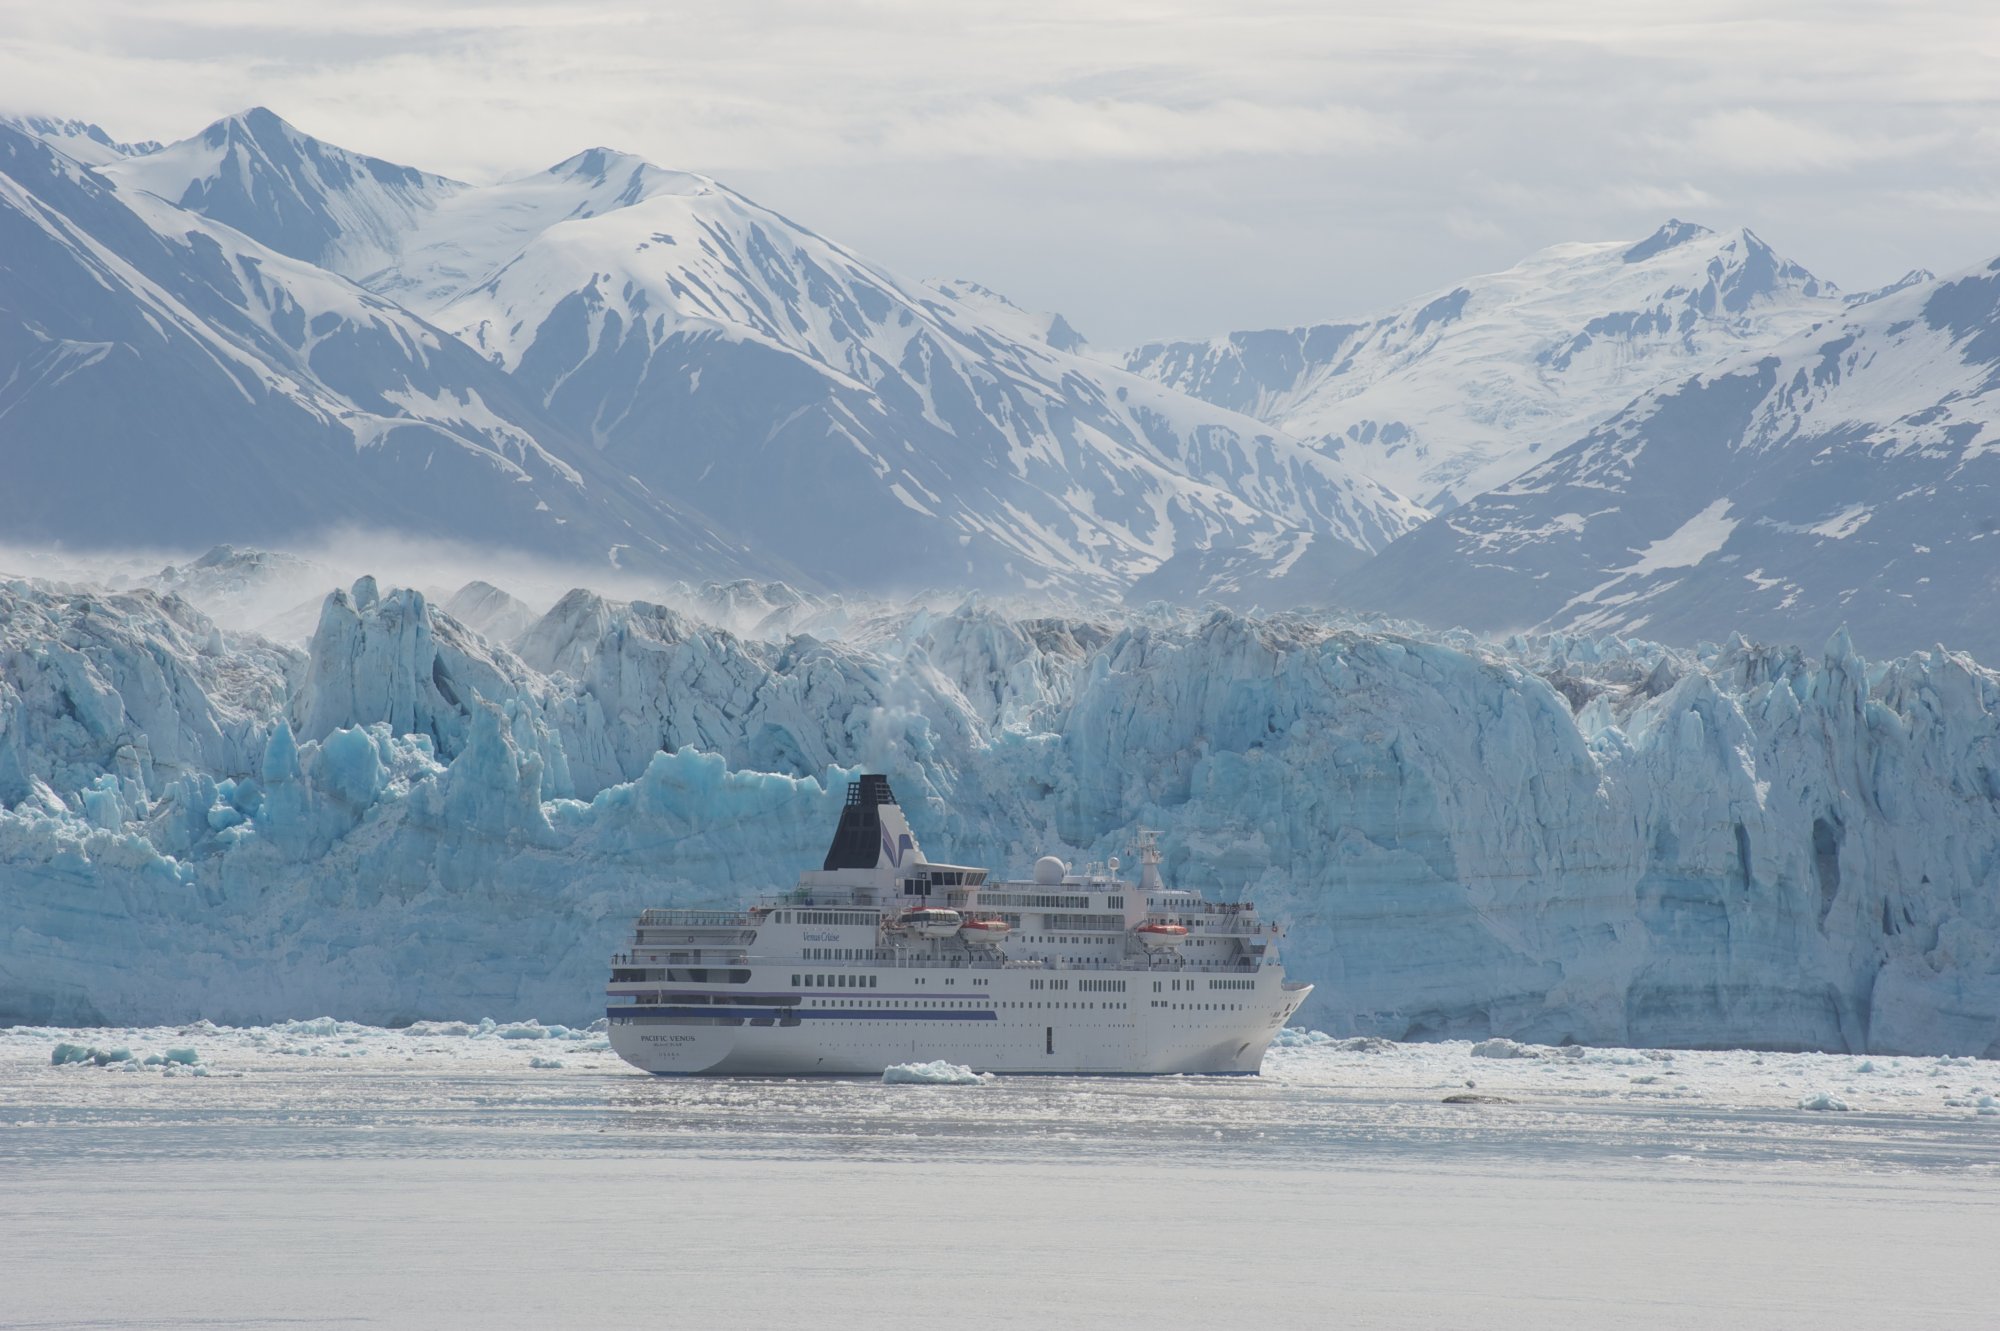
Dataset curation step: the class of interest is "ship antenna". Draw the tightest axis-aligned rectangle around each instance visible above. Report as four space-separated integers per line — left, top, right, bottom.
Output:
1134 828 1164 892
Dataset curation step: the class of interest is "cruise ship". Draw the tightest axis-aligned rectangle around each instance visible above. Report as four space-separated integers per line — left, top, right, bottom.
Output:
606 775 1312 1076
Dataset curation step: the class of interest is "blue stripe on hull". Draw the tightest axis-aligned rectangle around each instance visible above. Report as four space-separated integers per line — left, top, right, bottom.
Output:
611 1006 998 1022
644 1068 1263 1079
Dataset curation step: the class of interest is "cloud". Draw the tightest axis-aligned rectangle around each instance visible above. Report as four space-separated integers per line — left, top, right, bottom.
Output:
1608 182 1721 212
868 97 1404 162
0 1 1996 345
1677 108 1937 174
1890 187 2000 217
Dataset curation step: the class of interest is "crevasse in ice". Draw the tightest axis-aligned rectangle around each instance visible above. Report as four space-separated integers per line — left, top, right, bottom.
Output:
1 576 1996 1056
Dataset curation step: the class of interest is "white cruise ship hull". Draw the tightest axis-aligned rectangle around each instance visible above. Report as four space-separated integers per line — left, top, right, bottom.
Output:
607 966 1309 1076
605 774 1313 1077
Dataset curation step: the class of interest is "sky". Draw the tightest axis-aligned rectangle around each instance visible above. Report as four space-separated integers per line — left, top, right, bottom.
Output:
2 0 1997 348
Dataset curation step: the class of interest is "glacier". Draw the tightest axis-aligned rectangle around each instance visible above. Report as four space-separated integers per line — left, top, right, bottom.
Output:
2 565 1996 1056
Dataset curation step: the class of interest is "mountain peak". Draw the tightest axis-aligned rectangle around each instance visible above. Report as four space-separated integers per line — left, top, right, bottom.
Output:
2 113 163 166
1622 218 1715 265
1846 268 1935 306
199 105 301 150
541 147 714 205
550 146 649 181
102 107 462 278
236 105 289 131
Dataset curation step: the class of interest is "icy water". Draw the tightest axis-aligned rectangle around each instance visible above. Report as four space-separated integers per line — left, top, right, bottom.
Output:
3 1023 1996 1329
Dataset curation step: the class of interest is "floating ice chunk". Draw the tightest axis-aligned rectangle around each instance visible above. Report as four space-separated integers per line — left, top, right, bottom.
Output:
273 1017 353 1038
50 1043 135 1066
496 1021 569 1040
528 1056 564 1069
1798 1092 1851 1111
162 1047 199 1065
404 1021 479 1038
1271 1027 1334 1048
882 1060 993 1085
1471 1038 1545 1059
1326 1036 1398 1053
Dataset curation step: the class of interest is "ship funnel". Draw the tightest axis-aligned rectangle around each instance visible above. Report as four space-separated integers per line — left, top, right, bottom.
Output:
822 774 926 872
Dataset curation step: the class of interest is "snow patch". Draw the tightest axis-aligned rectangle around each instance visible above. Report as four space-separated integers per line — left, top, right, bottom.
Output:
1623 499 1738 575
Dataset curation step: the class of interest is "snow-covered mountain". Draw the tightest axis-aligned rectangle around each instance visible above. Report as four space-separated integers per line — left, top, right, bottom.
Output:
3 572 1996 1055
1125 222 1855 510
113 113 1424 601
0 114 160 167
103 107 463 282
0 124 772 580
1332 257 2000 659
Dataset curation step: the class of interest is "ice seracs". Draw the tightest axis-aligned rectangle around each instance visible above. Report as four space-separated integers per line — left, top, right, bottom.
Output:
4 570 2000 1057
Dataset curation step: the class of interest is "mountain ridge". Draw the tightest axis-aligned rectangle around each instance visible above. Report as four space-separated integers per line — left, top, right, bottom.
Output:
78 106 1426 603
1124 220 1853 511
1330 254 2000 660
0 122 784 582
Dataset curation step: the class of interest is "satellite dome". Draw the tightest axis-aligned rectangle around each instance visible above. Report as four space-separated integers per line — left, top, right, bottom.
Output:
1033 855 1067 885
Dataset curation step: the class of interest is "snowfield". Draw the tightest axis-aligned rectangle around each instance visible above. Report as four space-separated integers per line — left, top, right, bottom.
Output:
2 560 1998 1055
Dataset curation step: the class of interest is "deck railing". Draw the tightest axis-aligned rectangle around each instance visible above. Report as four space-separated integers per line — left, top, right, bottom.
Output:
611 952 1268 974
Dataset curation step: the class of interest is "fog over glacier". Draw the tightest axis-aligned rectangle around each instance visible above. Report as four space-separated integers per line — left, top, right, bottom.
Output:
3 554 1995 1056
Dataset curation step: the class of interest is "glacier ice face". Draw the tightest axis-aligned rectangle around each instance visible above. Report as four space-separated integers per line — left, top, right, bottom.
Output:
1 573 1997 1057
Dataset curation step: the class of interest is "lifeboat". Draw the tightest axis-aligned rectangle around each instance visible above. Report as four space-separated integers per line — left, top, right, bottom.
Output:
958 916 1011 941
1134 922 1189 950
896 907 963 940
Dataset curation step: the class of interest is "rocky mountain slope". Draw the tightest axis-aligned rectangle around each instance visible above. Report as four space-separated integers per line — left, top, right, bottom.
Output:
0 123 774 579
1332 256 2000 660
1125 222 1861 510
15 108 1426 603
